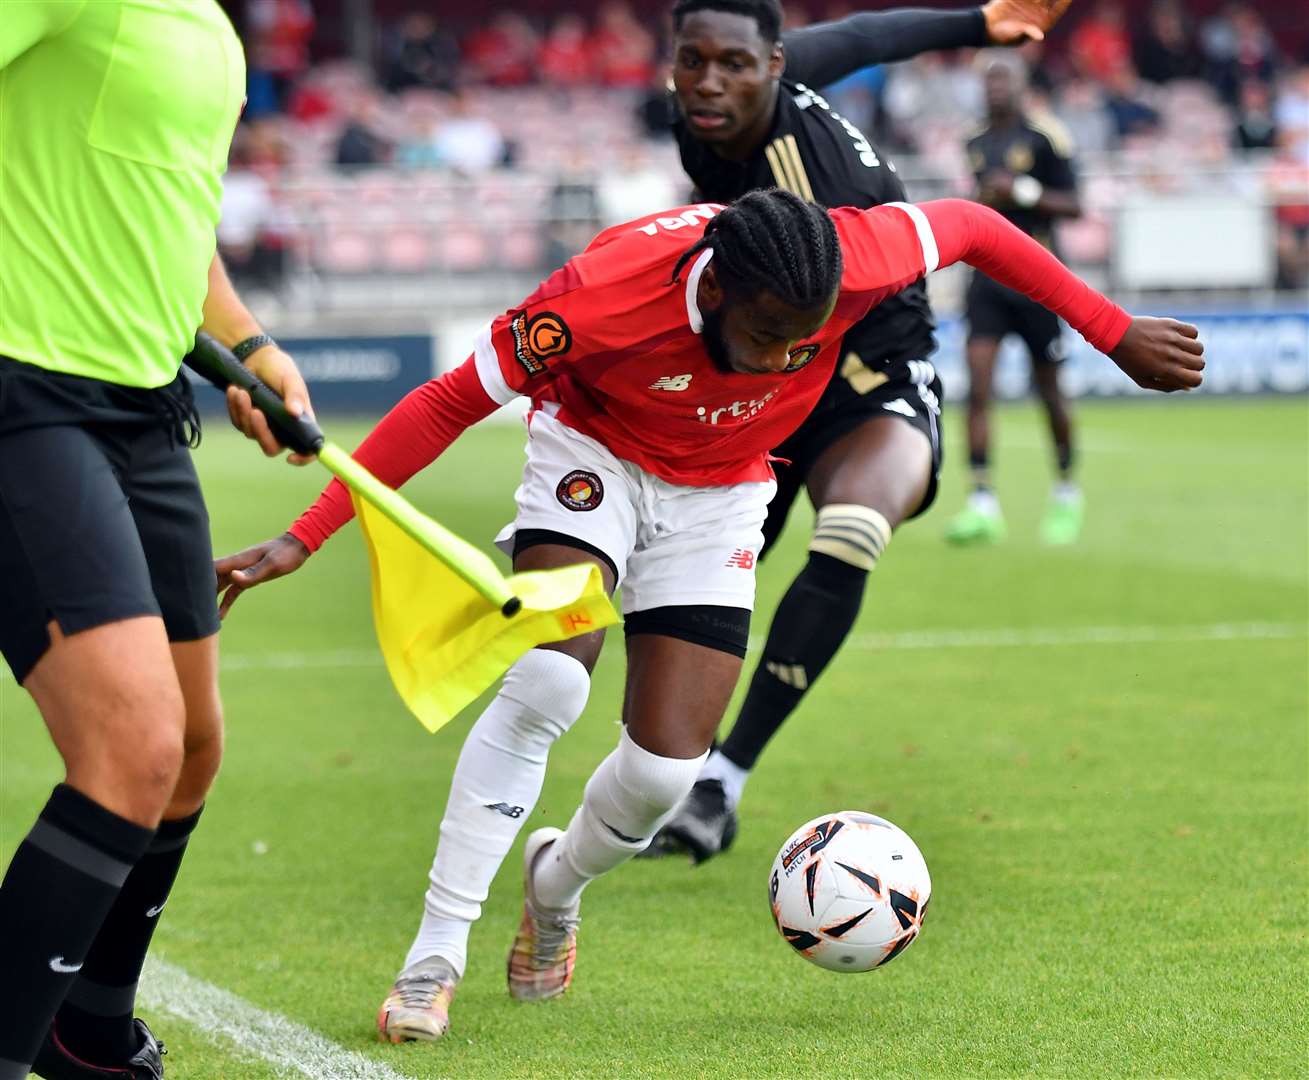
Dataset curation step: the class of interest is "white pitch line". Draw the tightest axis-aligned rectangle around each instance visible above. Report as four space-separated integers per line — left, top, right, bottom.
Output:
139 957 410 1080
2 623 1302 684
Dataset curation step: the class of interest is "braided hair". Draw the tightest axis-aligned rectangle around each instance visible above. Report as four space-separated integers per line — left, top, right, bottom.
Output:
672 188 843 313
670 0 783 44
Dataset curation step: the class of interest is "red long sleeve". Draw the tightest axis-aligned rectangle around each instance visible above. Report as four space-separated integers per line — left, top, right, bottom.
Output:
920 199 1131 354
288 356 499 553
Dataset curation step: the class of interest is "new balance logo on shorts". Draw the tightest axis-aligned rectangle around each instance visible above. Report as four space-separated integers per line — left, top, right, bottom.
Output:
725 549 756 569
486 802 525 819
649 374 693 391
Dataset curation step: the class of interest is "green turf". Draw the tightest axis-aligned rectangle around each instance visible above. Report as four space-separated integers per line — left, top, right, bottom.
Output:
2 397 1306 1078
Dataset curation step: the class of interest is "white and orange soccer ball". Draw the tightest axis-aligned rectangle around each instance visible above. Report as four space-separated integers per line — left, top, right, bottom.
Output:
769 811 931 972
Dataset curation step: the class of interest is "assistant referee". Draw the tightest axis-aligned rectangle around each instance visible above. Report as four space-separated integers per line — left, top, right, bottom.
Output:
0 4 312 1076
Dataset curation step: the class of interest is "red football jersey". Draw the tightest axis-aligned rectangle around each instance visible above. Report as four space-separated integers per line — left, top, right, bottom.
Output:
472 201 929 486
289 199 1129 552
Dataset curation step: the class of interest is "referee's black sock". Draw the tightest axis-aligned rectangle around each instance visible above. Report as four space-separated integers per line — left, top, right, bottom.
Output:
720 553 867 773
57 806 203 1063
0 785 152 1077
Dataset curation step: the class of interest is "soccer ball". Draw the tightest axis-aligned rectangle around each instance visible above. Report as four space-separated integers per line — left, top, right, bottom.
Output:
769 811 931 972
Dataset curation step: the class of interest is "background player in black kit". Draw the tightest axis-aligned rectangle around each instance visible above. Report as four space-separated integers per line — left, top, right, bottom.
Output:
646 0 1073 861
945 55 1084 547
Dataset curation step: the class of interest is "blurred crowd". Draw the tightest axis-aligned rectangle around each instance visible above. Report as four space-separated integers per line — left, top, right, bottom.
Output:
222 0 1309 292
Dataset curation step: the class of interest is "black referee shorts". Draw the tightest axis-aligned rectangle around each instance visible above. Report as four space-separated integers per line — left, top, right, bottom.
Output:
761 355 944 558
966 271 1065 364
0 357 220 685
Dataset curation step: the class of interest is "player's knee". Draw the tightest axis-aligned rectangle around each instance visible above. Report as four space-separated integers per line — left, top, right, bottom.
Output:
499 647 591 743
808 504 891 575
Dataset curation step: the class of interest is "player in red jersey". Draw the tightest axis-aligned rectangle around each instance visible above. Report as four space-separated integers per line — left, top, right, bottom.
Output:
214 190 1202 1041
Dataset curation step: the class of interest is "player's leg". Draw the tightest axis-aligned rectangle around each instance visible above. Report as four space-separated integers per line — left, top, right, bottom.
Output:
47 404 226 1067
1025 313 1083 545
0 422 185 1078
518 474 770 996
947 274 1007 545
518 628 743 997
695 416 933 838
945 336 1006 543
380 414 630 1041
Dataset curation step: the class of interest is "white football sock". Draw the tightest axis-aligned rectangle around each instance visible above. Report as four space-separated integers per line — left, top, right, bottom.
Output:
968 489 1001 515
403 648 590 976
1053 481 1081 503
698 748 749 809
532 729 707 912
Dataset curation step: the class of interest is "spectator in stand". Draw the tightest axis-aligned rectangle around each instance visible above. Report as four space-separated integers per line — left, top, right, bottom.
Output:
433 88 508 174
464 12 538 88
335 92 392 167
1054 76 1113 154
591 0 657 89
1134 0 1203 85
1269 143 1309 289
395 103 445 169
1102 64 1162 141
1234 79 1278 150
245 0 315 116
883 53 984 153
384 13 461 95
1069 0 1131 85
1274 65 1309 161
218 133 288 294
1203 3 1277 104
540 15 595 89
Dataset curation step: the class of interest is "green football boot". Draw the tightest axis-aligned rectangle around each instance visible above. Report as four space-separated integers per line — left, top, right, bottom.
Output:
944 498 1007 546
1040 491 1084 546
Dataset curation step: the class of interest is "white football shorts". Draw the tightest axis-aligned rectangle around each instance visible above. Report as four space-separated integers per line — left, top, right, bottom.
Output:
495 408 775 614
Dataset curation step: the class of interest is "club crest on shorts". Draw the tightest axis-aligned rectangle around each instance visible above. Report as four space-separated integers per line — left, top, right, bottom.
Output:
510 310 572 376
556 470 603 511
785 344 820 372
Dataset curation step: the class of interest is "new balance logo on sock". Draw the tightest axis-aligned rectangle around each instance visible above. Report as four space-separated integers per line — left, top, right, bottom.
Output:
766 660 809 690
486 802 525 819
146 902 167 917
49 956 83 974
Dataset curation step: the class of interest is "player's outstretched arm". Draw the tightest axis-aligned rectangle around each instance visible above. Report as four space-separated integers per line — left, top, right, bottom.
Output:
782 1 1071 90
918 199 1204 391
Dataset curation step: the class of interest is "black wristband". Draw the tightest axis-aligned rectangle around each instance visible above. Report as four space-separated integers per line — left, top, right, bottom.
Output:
232 333 276 361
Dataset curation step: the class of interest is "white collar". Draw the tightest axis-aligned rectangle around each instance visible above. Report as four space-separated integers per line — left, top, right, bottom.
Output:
684 248 714 334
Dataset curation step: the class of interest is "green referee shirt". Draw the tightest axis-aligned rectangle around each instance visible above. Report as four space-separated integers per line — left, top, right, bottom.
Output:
0 0 246 388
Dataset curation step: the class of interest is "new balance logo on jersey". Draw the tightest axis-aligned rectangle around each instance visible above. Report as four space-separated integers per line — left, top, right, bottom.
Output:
486 802 525 819
725 549 756 570
766 660 809 690
649 374 693 391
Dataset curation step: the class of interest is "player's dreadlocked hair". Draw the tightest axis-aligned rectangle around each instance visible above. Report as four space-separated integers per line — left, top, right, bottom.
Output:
672 189 843 313
670 0 783 45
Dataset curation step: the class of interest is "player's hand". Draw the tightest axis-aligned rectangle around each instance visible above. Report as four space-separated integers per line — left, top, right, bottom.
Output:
225 347 317 465
214 533 310 619
1109 317 1205 393
981 0 1073 44
978 171 1015 207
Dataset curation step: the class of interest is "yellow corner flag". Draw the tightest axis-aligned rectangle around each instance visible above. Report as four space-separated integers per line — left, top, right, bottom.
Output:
351 491 618 733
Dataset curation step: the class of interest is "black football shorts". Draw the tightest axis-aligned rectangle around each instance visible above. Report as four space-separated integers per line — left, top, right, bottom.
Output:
762 355 944 557
965 271 1065 364
0 356 219 684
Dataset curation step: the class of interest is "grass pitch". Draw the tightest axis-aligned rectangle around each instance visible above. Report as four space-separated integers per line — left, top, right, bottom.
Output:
2 397 1306 1078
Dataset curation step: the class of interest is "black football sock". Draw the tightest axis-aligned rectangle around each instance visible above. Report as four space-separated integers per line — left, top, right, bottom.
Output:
0 785 153 1077
57 806 203 1063
968 449 991 493
720 553 868 772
